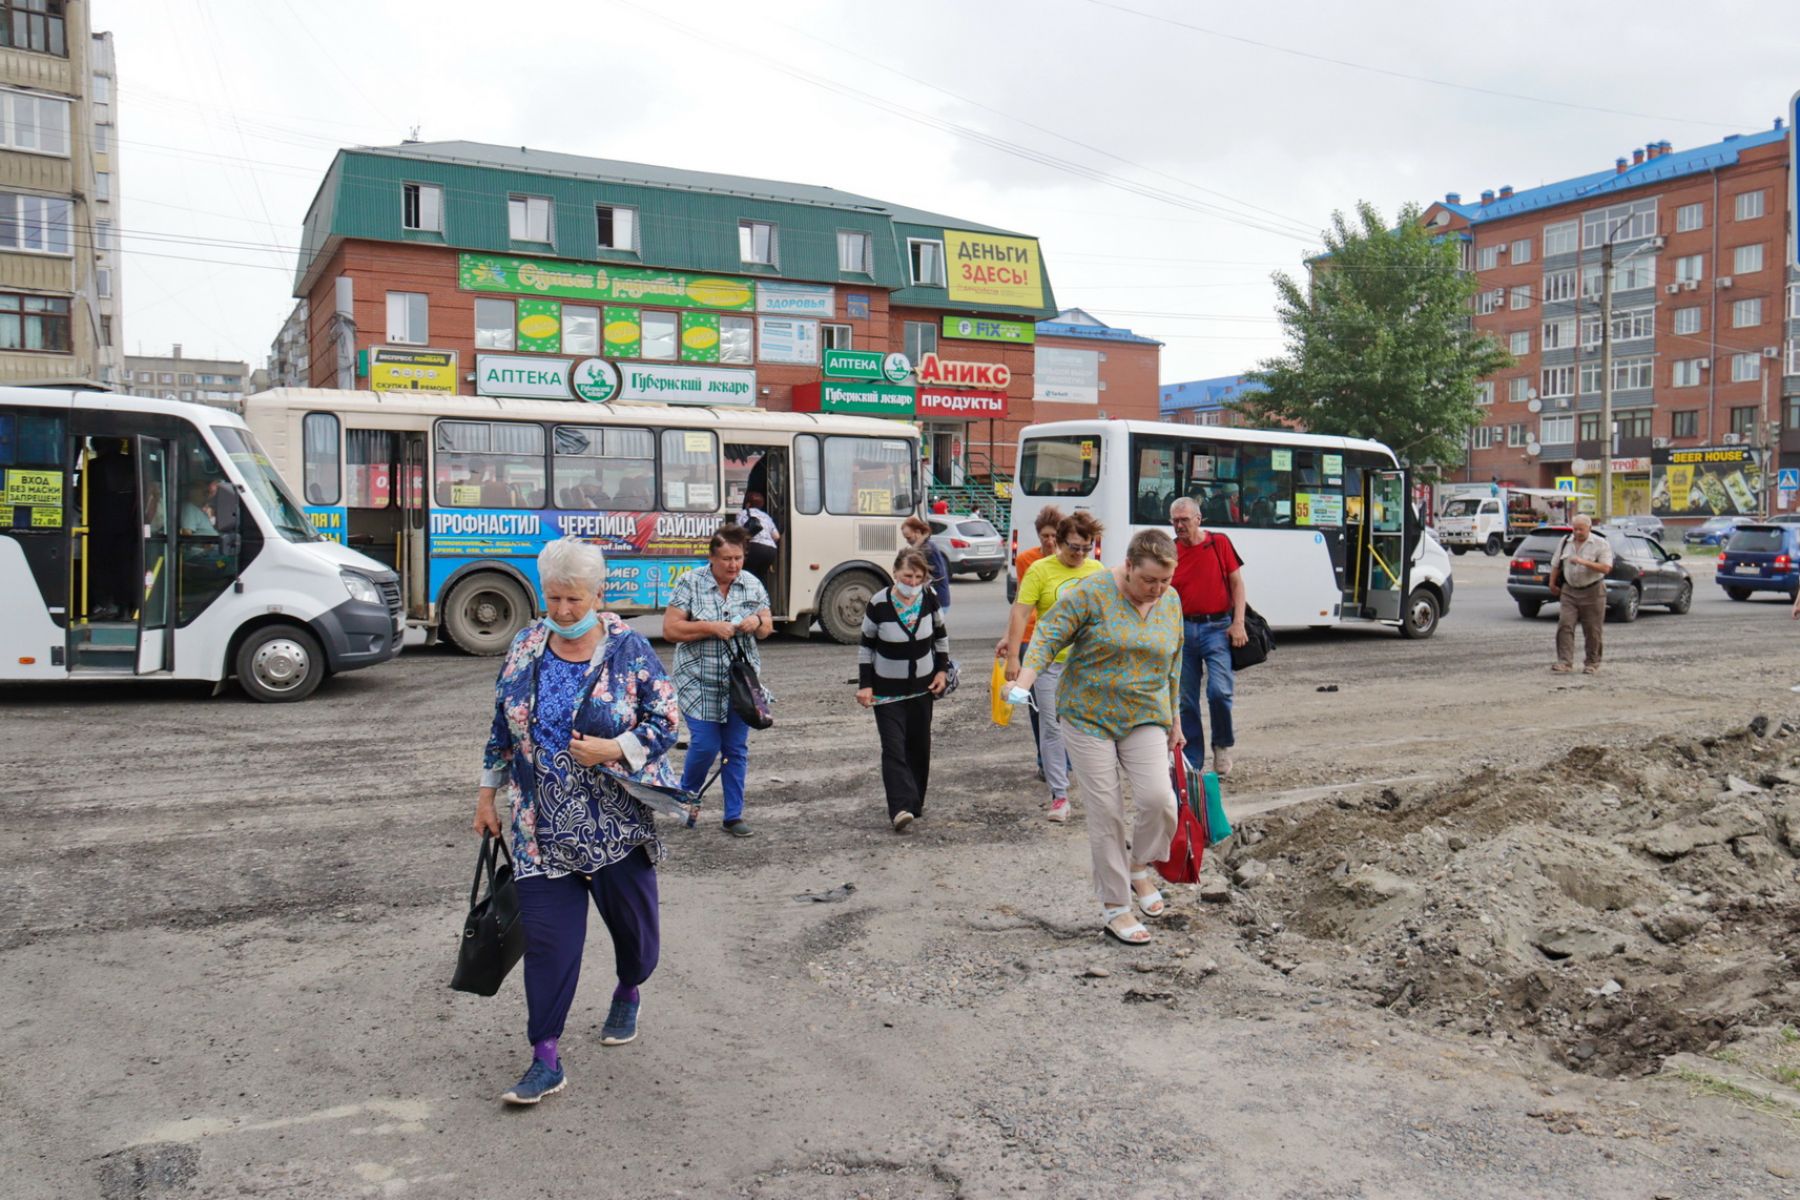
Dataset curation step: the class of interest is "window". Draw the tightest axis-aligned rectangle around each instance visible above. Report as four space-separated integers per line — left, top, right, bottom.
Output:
94 170 109 201
1508 376 1530 403
0 1 66 57
301 412 340 505
1580 362 1601 396
1582 199 1657 248
1672 359 1704 387
1674 254 1705 283
595 204 635 251
0 89 70 155
794 433 822 514
180 391 194 403
178 373 193 385
94 218 112 251
98 315 110 346
1020 435 1099 497
1510 285 1532 310
1540 365 1574 397
821 323 852 351
344 429 398 508
659 428 717 511
96 266 110 298
823 435 915 514
1618 410 1652 441
836 230 872 274
1676 203 1704 232
1511 238 1532 264
550 425 655 509
1508 330 1530 356
908 238 945 287
1673 410 1699 438
1543 220 1578 256
159 372 173 384
1539 414 1573 444
1733 244 1764 274
1614 355 1654 390
1734 190 1765 221
385 291 427 345
1792 285 1800 319
1730 406 1759 438
474 297 513 350
433 420 547 509
507 194 552 243
1579 413 1601 442
1476 289 1502 315
401 182 442 233
1476 380 1494 405
903 320 936 365
738 219 777 266
1791 337 1800 380
640 310 677 360
1508 422 1527 447
91 122 105 155
1477 244 1500 271
133 370 147 382
1733 298 1762 329
719 315 753 365
1583 258 1654 298
1472 426 1495 450
91 73 109 104
561 305 599 355
1542 317 1574 349
0 291 68 351
1581 306 1655 348
0 192 71 254
1732 353 1761 382
1673 306 1701 336
1542 269 1576 303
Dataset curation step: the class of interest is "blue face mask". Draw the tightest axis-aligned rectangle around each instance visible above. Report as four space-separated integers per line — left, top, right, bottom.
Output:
542 610 599 639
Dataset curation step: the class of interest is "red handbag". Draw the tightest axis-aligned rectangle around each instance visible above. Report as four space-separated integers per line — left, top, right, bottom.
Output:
1152 752 1208 884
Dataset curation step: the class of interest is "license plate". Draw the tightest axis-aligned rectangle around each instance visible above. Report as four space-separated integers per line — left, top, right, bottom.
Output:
1738 565 1761 575
977 542 998 554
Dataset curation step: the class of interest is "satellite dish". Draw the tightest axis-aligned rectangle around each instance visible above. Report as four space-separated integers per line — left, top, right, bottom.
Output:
1526 441 1542 456
1527 398 1542 413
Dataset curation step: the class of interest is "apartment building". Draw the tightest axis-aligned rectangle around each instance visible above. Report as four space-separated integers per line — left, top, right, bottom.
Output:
1160 373 1263 427
123 345 252 411
0 0 114 385
89 24 118 382
1431 118 1797 523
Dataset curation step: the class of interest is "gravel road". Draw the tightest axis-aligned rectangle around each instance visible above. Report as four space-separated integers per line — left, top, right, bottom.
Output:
7 556 1800 1198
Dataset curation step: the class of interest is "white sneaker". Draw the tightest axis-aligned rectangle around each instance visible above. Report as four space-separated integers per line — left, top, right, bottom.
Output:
1212 748 1234 778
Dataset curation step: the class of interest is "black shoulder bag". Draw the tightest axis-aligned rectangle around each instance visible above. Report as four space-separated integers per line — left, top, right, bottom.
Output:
1211 534 1273 671
449 833 525 997
728 636 775 730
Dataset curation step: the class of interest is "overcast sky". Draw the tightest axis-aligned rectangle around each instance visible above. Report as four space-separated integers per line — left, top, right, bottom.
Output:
106 0 1799 382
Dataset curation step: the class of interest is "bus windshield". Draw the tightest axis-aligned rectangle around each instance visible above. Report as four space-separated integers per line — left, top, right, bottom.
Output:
213 426 319 543
1020 435 1098 497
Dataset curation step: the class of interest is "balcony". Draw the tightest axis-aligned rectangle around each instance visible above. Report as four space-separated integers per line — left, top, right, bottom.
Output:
1575 435 1653 461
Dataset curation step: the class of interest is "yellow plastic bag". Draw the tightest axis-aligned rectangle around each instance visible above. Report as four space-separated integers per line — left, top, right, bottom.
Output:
990 656 1014 727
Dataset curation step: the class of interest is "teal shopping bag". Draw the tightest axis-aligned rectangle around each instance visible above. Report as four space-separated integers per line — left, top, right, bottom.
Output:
1201 770 1232 847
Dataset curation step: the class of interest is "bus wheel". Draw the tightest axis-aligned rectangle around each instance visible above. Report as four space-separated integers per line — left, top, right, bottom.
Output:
236 624 325 703
818 570 881 645
445 574 531 656
1484 535 1503 556
1400 587 1440 640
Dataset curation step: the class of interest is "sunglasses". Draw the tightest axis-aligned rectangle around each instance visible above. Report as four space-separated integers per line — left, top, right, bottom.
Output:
1061 541 1092 554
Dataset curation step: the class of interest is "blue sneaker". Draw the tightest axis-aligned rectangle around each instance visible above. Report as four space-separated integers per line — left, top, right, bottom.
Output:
500 1058 566 1106
601 995 640 1046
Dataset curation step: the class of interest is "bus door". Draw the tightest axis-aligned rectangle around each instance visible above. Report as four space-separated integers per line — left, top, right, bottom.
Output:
398 431 428 620
134 435 173 674
69 434 141 670
727 441 789 616
1353 468 1412 622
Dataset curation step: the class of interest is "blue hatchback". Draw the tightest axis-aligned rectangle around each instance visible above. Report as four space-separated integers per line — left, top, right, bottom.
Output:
1717 524 1800 601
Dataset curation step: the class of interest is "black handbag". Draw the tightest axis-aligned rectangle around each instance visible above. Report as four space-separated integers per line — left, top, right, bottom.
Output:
1230 606 1274 671
727 638 775 730
449 833 525 997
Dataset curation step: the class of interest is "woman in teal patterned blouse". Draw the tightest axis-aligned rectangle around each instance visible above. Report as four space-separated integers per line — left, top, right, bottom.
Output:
1014 529 1185 946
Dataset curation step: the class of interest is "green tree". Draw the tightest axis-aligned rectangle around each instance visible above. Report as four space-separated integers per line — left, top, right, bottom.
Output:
1240 201 1512 476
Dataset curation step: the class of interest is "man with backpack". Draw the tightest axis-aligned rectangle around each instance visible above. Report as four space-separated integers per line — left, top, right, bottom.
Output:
1169 497 1247 777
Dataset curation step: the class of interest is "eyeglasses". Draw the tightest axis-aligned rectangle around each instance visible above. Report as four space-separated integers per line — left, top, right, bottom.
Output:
1061 541 1092 554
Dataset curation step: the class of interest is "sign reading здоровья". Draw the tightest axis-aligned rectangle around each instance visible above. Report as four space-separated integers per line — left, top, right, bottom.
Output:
460 253 756 311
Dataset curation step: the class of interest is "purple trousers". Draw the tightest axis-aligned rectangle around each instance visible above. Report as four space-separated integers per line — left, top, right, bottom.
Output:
516 845 660 1045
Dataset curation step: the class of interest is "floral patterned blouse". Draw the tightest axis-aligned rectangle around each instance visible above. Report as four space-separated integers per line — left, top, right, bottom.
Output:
482 614 681 880
1021 570 1183 742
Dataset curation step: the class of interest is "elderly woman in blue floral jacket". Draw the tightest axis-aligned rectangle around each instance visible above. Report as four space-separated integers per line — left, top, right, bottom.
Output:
473 537 682 1107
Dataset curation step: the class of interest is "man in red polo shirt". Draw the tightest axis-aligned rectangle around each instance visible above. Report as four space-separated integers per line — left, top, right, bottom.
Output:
1170 496 1248 776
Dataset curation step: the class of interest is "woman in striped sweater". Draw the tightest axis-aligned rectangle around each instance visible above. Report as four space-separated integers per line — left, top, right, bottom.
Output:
857 547 951 832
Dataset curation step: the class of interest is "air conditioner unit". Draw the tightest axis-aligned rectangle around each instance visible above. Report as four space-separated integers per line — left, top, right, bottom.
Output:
1650 236 1667 250
1718 276 1734 289
1682 280 1699 291
1765 346 1781 358
1653 437 1671 448
1698 358 1711 369
1664 283 1682 294
1722 432 1741 444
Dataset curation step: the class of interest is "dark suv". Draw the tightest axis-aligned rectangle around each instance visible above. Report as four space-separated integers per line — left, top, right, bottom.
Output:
1507 525 1693 622
1716 524 1800 601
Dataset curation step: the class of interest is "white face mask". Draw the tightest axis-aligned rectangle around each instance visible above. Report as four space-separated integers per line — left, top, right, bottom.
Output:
893 580 923 600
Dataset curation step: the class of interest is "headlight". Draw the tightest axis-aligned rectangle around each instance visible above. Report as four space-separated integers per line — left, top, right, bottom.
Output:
341 572 382 605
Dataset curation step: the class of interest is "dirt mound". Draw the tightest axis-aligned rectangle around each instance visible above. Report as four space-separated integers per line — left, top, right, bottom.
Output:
1228 715 1800 1075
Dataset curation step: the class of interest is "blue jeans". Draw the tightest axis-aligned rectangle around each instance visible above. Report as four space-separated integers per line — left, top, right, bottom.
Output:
681 708 751 823
1179 616 1235 768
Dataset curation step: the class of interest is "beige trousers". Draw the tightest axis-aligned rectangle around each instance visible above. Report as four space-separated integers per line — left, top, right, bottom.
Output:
1062 723 1179 910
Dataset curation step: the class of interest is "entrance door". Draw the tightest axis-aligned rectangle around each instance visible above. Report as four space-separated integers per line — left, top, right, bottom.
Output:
135 436 173 673
726 442 789 616
398 432 428 619
1356 468 1412 622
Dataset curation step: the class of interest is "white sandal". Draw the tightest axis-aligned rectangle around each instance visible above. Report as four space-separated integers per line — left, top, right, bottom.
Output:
1129 869 1166 918
1101 906 1150 945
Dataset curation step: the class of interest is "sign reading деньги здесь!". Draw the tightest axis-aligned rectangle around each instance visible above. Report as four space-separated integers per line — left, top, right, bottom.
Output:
942 230 1045 309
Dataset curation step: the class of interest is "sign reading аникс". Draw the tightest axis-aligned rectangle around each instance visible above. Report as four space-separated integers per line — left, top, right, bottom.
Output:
942 230 1045 309
916 352 1010 390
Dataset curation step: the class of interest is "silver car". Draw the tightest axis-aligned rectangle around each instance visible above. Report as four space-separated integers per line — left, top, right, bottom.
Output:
928 514 1006 581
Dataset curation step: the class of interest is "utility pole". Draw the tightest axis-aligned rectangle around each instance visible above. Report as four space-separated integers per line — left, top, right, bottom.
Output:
1599 238 1614 523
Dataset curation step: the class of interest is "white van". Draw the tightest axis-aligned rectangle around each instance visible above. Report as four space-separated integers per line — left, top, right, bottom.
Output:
1 388 402 700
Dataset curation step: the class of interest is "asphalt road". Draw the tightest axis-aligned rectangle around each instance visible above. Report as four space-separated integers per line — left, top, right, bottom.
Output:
7 553 1800 1198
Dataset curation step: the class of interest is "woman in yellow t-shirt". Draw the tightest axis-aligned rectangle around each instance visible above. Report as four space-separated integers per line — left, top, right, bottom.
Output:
1001 511 1104 822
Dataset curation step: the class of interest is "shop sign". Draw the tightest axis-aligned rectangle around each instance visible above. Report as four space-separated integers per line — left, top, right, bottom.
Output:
941 315 1035 344
916 352 1010 390
943 229 1045 309
824 348 883 381
916 387 1008 419
1572 456 1650 476
758 317 820 365
476 354 572 399
1650 445 1763 517
369 347 458 394
617 363 756 406
756 281 835 317
571 358 621 403
1033 346 1099 404
793 380 915 419
459 253 755 311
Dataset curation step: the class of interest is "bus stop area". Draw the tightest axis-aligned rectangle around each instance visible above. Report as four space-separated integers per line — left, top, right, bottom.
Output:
9 562 1800 1197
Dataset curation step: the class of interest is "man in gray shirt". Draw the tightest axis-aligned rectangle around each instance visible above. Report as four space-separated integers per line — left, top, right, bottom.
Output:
1550 513 1614 674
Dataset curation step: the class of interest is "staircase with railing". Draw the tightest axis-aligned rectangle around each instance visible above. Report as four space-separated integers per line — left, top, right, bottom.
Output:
926 449 1012 533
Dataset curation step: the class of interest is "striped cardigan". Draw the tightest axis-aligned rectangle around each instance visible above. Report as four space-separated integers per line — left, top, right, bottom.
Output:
858 587 951 699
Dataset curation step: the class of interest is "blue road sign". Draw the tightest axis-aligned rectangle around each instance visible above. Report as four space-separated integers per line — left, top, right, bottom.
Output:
1780 468 1800 491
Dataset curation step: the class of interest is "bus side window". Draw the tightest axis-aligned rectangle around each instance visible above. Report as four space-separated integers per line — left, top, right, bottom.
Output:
301 413 339 505
794 434 822 515
175 426 248 624
434 420 546 509
554 425 654 510
659 429 718 512
346 429 398 508
1129 436 1181 525
1238 446 1293 530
